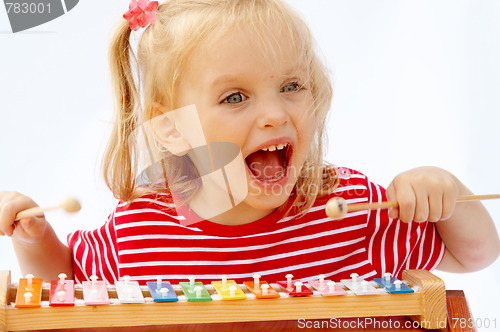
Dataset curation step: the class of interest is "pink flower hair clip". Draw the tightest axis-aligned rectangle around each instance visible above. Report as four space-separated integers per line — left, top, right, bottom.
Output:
123 0 159 31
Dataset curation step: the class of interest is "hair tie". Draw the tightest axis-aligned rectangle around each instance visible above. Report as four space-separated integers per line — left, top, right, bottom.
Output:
123 0 159 31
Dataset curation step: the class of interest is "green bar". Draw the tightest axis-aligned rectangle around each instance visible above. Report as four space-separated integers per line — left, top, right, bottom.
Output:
179 281 212 301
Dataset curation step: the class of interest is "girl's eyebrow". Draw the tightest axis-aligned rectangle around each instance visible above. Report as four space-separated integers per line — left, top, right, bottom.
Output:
210 66 305 87
211 75 240 87
282 65 308 77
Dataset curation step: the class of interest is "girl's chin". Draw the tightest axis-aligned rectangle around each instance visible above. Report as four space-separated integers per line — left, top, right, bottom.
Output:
245 188 292 209
241 163 300 212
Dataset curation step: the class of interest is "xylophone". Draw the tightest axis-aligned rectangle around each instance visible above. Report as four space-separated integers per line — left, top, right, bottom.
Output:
0 269 447 331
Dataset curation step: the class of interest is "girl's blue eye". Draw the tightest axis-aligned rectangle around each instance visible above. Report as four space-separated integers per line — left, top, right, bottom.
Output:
224 92 246 104
281 82 302 93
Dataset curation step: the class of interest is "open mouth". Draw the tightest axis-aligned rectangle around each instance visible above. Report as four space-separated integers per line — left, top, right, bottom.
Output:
245 143 292 182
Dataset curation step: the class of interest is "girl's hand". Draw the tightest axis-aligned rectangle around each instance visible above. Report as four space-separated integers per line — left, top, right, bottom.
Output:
0 191 48 243
386 166 459 223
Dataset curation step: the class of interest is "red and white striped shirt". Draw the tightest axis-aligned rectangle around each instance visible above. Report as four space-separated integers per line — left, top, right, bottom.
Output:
68 168 445 285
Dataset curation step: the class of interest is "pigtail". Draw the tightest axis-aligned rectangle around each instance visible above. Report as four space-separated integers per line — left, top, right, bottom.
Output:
103 19 141 202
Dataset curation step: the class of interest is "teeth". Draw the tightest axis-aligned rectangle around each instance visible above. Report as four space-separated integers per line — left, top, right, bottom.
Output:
260 143 288 152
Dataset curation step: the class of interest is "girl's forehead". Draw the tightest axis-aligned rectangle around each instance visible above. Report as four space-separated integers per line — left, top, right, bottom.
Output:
186 26 308 78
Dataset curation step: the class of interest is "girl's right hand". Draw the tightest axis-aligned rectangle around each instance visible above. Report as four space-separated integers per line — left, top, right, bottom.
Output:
0 191 48 243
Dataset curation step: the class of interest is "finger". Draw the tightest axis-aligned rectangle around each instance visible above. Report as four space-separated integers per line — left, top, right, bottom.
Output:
396 184 416 223
0 201 20 237
17 216 47 239
386 183 399 220
0 206 14 236
386 182 396 201
388 207 399 220
0 224 15 237
0 192 39 237
427 191 443 222
413 187 430 223
441 191 457 220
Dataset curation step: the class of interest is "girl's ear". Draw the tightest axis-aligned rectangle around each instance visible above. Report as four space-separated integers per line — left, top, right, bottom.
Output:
151 103 191 156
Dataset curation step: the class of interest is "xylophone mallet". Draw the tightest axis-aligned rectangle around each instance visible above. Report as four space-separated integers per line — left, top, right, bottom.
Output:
14 197 81 220
325 194 500 219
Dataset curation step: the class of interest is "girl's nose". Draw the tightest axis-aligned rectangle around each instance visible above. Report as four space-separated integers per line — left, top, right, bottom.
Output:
256 96 289 128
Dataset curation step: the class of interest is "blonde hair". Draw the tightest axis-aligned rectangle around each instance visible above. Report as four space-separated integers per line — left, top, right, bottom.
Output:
104 0 338 215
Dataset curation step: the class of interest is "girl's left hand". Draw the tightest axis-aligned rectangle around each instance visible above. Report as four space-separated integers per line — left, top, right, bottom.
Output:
386 166 459 223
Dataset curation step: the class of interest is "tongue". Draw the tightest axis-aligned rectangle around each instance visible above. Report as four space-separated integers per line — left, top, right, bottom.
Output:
246 150 284 180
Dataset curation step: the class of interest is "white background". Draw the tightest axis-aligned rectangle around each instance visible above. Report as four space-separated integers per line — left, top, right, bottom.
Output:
1 1 499 330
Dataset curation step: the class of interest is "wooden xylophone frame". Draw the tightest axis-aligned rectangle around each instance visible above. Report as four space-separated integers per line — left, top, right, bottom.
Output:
0 269 447 331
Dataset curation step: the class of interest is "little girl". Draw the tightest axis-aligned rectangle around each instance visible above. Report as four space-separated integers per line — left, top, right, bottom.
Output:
0 0 499 285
